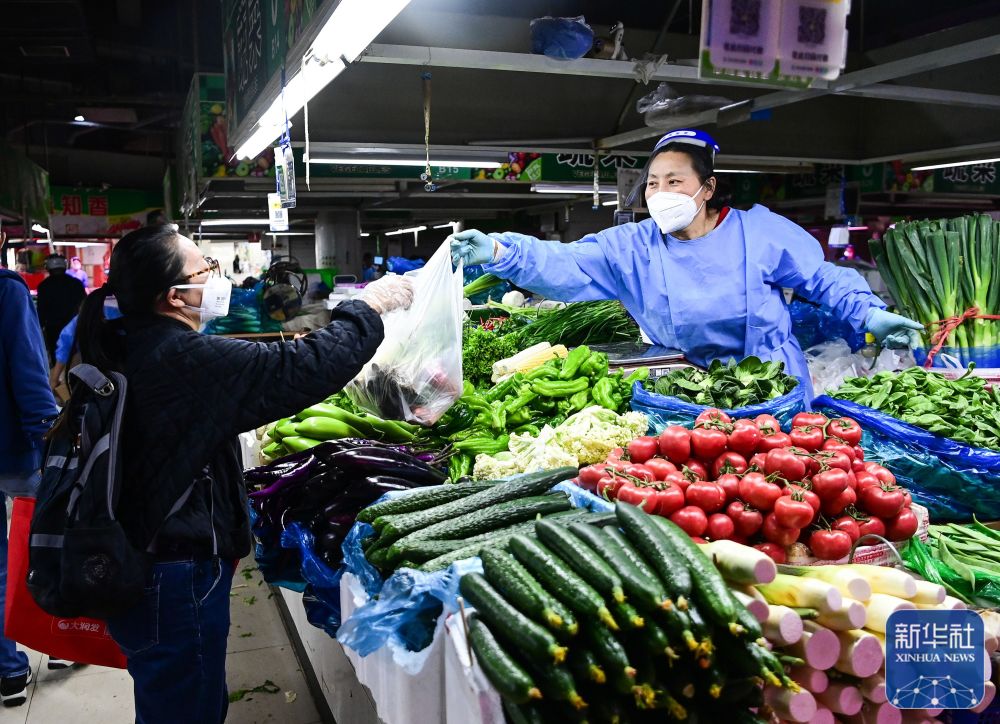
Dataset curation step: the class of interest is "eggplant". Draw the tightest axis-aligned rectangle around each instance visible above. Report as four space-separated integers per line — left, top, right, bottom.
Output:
246 455 319 495
324 447 447 484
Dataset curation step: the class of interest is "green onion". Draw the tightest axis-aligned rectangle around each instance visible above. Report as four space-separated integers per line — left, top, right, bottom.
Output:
463 273 505 299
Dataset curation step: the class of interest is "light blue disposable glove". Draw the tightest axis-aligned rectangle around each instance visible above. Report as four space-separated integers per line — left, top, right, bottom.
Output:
449 229 497 267
865 308 924 348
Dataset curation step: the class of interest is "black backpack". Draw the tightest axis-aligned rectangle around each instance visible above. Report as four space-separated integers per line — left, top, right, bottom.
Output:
27 364 146 619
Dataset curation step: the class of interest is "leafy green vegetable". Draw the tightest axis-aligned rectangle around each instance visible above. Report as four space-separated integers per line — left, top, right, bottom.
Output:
462 326 521 389
645 356 797 409
490 300 641 348
228 680 280 703
831 366 1000 450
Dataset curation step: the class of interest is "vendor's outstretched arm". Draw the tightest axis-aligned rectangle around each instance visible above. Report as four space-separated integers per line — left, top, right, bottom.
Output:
765 215 886 330
482 231 619 302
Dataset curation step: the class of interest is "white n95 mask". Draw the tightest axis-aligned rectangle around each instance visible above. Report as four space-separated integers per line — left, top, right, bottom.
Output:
646 185 706 235
172 275 232 327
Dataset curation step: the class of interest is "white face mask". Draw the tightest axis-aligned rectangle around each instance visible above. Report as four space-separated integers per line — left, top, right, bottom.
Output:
646 184 706 235
172 275 232 329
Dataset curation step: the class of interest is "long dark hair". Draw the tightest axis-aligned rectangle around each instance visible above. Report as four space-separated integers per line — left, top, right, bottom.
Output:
650 142 732 211
77 225 185 372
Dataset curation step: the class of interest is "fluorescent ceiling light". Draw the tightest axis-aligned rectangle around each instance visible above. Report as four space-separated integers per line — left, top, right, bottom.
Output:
73 114 85 122
234 0 412 160
307 157 501 168
601 199 618 207
360 232 370 237
51 241 107 247
385 225 426 236
531 184 616 194
910 157 1000 171
715 168 765 174
847 226 870 231
31 223 49 234
433 221 460 229
266 231 313 236
200 218 271 226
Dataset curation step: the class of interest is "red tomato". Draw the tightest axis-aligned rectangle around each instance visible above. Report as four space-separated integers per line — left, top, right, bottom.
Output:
846 470 858 491
658 426 692 465
857 515 887 539
623 464 656 483
616 481 660 510
649 483 686 517
832 516 862 542
854 470 880 490
712 451 749 478
716 473 741 501
821 486 857 516
754 543 787 564
626 436 659 464
815 450 852 472
696 408 732 426
740 475 783 512
642 457 678 480
706 513 736 541
789 425 825 451
758 432 793 452
683 461 709 481
686 481 727 513
773 495 814 529
604 458 629 473
607 447 624 460
885 507 919 541
822 437 857 462
852 459 868 473
828 417 863 446
664 470 690 493
783 483 822 514
727 419 762 457
872 466 896 486
596 475 623 500
809 529 853 560
748 452 768 471
670 506 709 538
727 500 764 537
762 513 800 547
755 414 782 436
764 448 808 481
578 464 609 492
859 484 906 519
853 445 865 461
902 489 912 507
792 412 829 428
811 468 850 501
690 427 729 462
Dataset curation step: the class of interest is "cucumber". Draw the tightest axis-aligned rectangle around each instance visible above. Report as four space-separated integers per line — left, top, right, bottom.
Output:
637 617 677 660
375 467 577 543
567 647 606 686
684 604 714 664
508 535 619 631
357 482 494 523
480 548 578 637
584 623 636 695
390 538 469 563
459 573 568 666
402 493 571 544
652 516 737 629
610 599 644 630
525 661 586 711
502 701 545 724
534 519 625 604
614 502 692 601
729 588 763 640
571 523 672 613
467 616 542 705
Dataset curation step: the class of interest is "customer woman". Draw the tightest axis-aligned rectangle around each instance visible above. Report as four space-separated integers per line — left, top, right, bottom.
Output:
450 129 921 397
75 225 412 723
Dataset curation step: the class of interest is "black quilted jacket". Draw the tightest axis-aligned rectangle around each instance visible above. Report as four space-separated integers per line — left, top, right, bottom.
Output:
118 300 383 559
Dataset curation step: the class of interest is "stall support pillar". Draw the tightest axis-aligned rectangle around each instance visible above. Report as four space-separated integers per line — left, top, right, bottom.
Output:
315 209 362 277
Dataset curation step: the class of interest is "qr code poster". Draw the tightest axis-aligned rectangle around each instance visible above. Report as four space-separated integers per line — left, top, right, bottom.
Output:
701 0 781 77
886 609 987 710
779 0 850 80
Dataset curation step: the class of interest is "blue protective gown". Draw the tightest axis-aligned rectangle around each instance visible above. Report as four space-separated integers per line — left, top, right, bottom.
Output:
484 205 886 400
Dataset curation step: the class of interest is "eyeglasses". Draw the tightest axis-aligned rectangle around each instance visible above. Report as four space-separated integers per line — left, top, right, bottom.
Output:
175 257 220 283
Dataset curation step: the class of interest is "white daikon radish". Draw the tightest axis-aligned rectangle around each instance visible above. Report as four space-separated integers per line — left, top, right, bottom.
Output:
704 540 777 584
817 682 864 716
860 674 887 704
813 706 836 724
764 686 817 723
909 580 946 606
864 593 916 633
833 629 885 678
785 621 841 671
816 597 868 631
764 604 804 645
842 701 902 724
784 565 872 601
841 565 918 598
916 595 966 610
789 666 829 694
757 574 843 613
732 589 769 624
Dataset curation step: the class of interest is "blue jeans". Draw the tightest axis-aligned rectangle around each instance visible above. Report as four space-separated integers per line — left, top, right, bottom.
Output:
0 497 30 679
108 558 234 724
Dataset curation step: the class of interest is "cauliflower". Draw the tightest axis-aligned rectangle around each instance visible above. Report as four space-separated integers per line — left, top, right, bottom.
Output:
472 451 519 480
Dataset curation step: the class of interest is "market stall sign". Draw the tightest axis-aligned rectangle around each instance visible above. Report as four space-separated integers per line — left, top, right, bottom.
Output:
885 160 1000 195
221 0 330 135
50 187 162 236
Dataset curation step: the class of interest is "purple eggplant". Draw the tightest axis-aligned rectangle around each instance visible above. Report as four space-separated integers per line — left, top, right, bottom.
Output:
324 447 447 484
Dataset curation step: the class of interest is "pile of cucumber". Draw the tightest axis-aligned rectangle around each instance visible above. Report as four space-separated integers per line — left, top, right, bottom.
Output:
357 467 602 574
462 502 800 724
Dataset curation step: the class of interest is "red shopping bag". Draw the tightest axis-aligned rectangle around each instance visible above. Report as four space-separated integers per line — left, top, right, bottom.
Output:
4 497 128 668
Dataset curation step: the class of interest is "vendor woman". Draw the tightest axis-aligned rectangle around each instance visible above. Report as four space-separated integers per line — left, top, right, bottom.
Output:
449 129 922 398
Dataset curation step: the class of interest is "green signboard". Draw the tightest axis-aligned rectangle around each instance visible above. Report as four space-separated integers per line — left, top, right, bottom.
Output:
884 160 1000 195
222 0 329 135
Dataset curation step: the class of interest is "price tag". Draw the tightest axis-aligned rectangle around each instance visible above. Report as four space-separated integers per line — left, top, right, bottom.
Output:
268 192 288 232
275 139 296 209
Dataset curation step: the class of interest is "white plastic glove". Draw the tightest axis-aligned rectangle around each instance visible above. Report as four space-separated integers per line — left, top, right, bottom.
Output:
358 275 415 315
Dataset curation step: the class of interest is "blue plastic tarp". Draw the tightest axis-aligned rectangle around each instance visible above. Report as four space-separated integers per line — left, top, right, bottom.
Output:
631 380 807 432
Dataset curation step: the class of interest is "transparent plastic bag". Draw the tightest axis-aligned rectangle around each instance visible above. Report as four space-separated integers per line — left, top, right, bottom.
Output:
637 82 731 128
346 242 464 426
280 523 344 635
806 340 914 396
